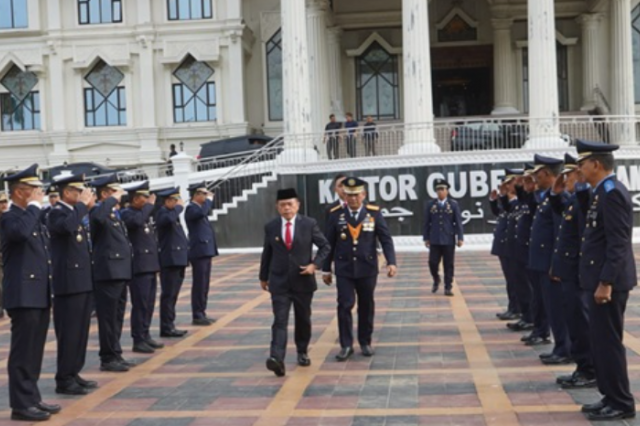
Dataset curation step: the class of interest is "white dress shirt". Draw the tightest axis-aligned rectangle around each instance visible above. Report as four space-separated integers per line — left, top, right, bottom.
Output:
281 215 297 242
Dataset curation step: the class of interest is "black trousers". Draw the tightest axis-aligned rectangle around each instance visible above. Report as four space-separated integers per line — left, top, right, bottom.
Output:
363 136 377 156
511 260 533 322
54 292 92 387
191 257 212 320
345 135 357 157
535 271 570 357
95 280 128 364
336 275 377 348
428 244 455 290
130 273 157 344
269 291 314 362
561 276 593 375
160 267 185 333
528 269 549 339
499 256 520 314
7 308 50 409
326 137 339 160
589 291 634 412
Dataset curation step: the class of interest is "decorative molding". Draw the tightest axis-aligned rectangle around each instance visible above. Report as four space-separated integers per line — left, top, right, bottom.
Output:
71 44 132 69
260 11 281 43
436 6 478 30
345 32 402 57
159 40 220 65
516 30 579 48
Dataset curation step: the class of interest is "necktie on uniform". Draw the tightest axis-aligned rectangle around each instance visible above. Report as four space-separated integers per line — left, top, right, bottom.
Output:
285 221 292 250
352 210 359 220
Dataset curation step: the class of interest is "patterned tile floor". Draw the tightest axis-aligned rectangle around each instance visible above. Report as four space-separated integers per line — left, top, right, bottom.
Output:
1 251 640 425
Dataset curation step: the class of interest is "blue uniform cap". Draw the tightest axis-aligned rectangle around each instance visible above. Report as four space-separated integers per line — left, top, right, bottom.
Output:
5 163 43 187
343 177 366 195
46 185 60 196
157 186 181 199
532 154 563 173
523 163 535 176
188 181 209 195
576 139 619 162
53 173 86 191
126 181 150 197
503 168 523 183
433 179 450 191
88 173 121 190
561 153 578 174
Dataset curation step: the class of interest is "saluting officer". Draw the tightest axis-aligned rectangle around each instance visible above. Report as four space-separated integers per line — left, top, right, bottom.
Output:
1 164 60 422
577 140 636 421
548 153 595 389
41 185 59 225
121 182 164 354
47 174 98 396
185 182 219 325
423 179 464 296
323 177 397 361
155 187 189 338
89 174 134 372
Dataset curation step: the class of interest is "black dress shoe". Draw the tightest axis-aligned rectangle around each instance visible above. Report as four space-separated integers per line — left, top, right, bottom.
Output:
431 283 439 293
100 361 129 372
76 375 98 389
581 400 607 413
361 345 375 357
560 373 596 389
586 406 636 421
205 316 217 324
11 407 50 421
160 329 188 338
56 381 88 396
335 347 354 362
496 310 510 318
192 318 214 326
266 357 285 377
507 321 533 331
498 312 520 321
524 336 551 346
36 401 61 414
539 352 554 360
297 353 311 367
520 333 535 342
145 338 165 349
541 354 572 365
133 342 155 354
444 289 454 297
118 357 138 368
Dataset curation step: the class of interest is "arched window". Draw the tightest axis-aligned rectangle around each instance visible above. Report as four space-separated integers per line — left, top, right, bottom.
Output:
266 29 283 121
632 5 640 103
0 65 40 131
355 42 400 121
172 55 216 123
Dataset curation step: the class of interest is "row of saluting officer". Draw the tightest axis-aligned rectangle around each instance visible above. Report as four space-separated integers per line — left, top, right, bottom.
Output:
489 140 636 422
1 165 219 422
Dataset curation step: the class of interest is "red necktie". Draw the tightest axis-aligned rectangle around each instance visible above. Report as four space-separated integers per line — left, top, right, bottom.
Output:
285 222 292 250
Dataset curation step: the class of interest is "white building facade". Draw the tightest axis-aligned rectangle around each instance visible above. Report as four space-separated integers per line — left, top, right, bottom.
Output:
0 0 639 169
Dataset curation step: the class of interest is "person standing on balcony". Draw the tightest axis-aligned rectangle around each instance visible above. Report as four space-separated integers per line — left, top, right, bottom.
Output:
259 188 330 377
363 116 378 156
324 114 342 160
155 187 189 339
186 182 218 326
344 113 359 158
423 179 464 296
577 141 636 421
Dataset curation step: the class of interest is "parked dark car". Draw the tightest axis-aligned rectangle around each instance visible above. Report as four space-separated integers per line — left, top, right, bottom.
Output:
196 134 276 171
42 162 148 184
450 122 528 151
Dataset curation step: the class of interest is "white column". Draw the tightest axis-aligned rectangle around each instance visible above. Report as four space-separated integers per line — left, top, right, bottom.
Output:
491 18 518 115
226 0 241 20
400 0 439 155
577 14 603 111
226 31 248 135
306 0 331 134
280 0 317 162
610 0 636 145
327 27 345 118
136 0 152 24
524 0 567 149
46 0 69 163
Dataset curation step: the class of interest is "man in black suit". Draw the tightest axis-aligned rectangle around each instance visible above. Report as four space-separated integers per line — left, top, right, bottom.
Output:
577 140 636 421
121 182 164 354
260 188 330 377
89 174 134 372
48 174 98 396
155 187 189 338
1 164 61 421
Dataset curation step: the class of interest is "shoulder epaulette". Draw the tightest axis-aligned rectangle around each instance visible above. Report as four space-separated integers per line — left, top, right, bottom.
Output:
366 204 380 211
330 204 342 213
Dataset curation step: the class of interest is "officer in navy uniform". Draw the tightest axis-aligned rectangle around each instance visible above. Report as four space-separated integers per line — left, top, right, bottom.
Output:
121 182 164 354
260 188 331 377
89 174 134 372
47 174 98 396
155 187 189 338
548 153 595 389
577 140 636 421
324 173 347 225
323 177 397 361
528 154 571 364
422 179 464 296
185 182 219 325
1 164 61 422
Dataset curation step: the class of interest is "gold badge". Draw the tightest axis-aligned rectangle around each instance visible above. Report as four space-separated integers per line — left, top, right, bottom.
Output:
348 179 355 186
353 239 358 245
77 234 83 243
565 215 572 221
340 233 347 240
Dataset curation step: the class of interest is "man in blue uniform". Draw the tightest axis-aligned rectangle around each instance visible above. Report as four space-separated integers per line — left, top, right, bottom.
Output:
577 140 636 421
185 182 219 325
423 179 464 296
528 154 571 364
0 192 7 319
1 164 61 421
121 182 164 354
323 177 397 361
155 187 189 338
548 153 595 389
41 185 59 225
260 188 331 376
48 174 98 396
89 174 134 372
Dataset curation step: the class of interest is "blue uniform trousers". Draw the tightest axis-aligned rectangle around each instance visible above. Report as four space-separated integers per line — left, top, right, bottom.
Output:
54 291 92 387
130 273 157 344
336 275 377 348
535 272 570 357
529 270 549 339
428 244 455 290
95 280 128 364
560 277 593 375
160 267 185 333
500 256 520 314
190 257 212 320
